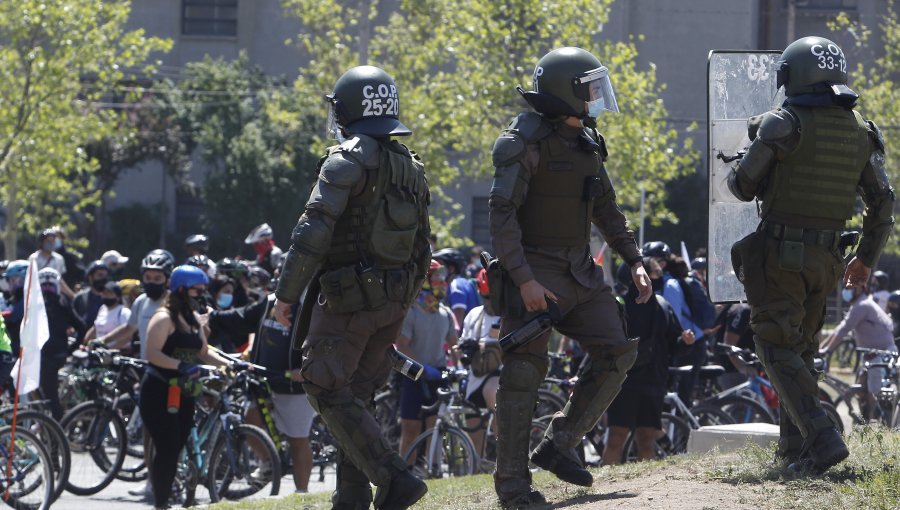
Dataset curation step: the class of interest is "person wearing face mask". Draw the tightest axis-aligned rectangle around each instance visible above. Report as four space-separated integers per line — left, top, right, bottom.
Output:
206 277 241 352
49 226 85 290
84 281 132 348
141 265 234 510
819 285 896 421
37 268 85 419
72 260 110 330
395 260 457 464
28 228 74 300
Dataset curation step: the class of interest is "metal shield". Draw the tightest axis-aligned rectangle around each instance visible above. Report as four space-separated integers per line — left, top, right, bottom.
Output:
707 50 783 303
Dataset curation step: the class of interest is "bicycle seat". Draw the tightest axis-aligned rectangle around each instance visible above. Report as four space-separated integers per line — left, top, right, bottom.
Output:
698 365 726 379
668 365 694 376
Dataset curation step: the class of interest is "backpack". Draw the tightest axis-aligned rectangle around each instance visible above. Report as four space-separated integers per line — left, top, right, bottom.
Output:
678 277 717 330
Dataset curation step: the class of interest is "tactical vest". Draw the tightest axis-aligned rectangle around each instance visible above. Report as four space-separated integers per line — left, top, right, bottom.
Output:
326 141 426 270
518 131 600 247
762 105 870 229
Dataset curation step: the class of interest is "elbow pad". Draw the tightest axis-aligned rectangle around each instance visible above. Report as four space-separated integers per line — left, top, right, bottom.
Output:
290 215 332 257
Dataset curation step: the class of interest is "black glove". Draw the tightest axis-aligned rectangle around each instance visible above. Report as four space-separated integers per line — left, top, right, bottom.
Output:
230 360 251 372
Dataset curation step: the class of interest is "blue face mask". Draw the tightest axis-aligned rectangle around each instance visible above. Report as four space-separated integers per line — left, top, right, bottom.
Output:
53 238 63 250
841 288 855 303
217 293 234 309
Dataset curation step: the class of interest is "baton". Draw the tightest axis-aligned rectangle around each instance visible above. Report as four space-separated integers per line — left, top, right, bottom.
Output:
499 300 562 352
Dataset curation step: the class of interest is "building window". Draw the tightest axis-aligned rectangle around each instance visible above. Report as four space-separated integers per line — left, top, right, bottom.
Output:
471 197 491 247
182 0 238 37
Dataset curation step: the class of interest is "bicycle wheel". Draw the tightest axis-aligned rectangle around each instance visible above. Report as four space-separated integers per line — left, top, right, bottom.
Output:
113 396 146 482
0 426 54 510
689 405 736 426
621 412 691 463
535 389 566 421
6 411 69 503
403 426 476 479
309 415 337 475
711 395 776 424
374 389 401 451
207 423 281 501
60 401 126 495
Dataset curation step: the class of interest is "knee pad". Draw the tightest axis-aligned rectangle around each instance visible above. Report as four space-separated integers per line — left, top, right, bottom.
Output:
583 338 639 375
499 354 546 393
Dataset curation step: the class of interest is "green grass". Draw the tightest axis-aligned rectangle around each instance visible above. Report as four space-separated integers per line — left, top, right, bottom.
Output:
707 426 900 510
210 427 899 510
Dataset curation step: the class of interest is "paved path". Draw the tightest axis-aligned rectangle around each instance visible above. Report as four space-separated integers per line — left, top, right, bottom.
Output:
52 463 336 510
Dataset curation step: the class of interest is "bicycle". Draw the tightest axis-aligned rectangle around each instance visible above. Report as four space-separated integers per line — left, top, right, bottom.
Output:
0 403 69 504
170 366 281 506
822 347 899 427
401 369 545 479
0 425 54 510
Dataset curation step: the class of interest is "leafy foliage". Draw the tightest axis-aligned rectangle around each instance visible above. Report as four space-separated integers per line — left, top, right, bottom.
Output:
0 0 170 257
830 4 900 256
281 0 698 246
165 53 320 256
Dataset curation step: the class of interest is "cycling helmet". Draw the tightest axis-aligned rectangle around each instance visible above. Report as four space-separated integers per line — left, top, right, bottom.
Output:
37 228 56 244
2 260 28 279
85 260 109 278
186 254 211 268
872 270 889 289
476 268 490 296
185 234 209 250
888 290 900 307
642 241 671 259
141 249 175 277
38 267 61 285
216 257 245 279
432 248 466 273
691 257 708 271
245 223 273 244
169 265 209 292
247 266 271 287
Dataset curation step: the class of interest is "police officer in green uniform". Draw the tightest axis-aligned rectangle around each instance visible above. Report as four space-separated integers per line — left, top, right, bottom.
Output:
274 66 432 510
727 36 894 474
489 47 653 508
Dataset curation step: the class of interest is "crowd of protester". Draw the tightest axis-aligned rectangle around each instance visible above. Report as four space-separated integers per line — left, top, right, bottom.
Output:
0 225 898 505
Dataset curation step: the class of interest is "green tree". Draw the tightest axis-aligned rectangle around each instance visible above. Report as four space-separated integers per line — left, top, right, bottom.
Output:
281 0 697 246
831 5 900 256
170 54 320 256
0 0 170 257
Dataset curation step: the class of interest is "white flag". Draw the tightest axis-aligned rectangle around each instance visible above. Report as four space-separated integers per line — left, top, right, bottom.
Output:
680 242 692 272
10 258 49 394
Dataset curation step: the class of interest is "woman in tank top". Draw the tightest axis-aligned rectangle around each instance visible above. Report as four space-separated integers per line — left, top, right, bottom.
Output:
139 265 234 510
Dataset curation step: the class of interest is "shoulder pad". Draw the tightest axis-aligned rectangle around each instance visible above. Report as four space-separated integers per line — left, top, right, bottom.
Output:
755 109 797 143
506 112 553 142
336 134 380 169
866 120 885 152
319 151 365 189
491 132 526 166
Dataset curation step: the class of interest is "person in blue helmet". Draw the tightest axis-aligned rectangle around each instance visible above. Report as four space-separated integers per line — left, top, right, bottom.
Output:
139 265 238 509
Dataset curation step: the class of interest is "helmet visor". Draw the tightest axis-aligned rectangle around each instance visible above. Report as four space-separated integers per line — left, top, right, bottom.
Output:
325 99 341 140
576 67 619 116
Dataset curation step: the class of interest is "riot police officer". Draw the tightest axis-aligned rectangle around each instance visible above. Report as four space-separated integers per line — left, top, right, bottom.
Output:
727 36 894 474
489 47 652 508
273 66 432 510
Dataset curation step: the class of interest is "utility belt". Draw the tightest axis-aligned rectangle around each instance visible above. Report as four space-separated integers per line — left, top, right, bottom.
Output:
318 264 415 314
761 221 859 272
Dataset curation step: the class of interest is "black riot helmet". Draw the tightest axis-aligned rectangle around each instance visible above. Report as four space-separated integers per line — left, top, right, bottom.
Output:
776 36 856 102
642 241 671 260
325 66 411 138
519 47 619 120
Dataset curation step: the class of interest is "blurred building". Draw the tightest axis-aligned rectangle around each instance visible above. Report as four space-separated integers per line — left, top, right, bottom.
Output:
116 0 887 252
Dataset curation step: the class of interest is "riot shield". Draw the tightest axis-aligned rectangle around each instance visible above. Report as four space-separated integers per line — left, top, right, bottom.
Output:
707 51 783 303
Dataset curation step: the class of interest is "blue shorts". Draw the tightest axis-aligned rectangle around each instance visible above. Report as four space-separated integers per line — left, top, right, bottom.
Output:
399 377 442 420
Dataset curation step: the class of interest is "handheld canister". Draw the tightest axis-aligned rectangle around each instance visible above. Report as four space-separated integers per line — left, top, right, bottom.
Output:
499 300 562 352
388 347 424 381
167 378 181 414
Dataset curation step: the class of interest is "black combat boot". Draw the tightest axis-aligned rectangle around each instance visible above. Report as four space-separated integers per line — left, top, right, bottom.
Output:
529 438 593 487
373 469 427 510
788 427 849 475
499 489 547 510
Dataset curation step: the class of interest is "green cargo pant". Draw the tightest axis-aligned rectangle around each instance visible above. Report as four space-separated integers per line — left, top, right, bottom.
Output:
747 237 843 443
